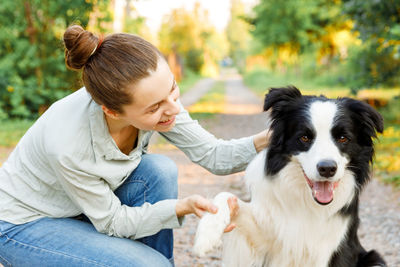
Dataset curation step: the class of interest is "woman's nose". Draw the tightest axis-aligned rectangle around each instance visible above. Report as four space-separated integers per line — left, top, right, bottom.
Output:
164 98 180 116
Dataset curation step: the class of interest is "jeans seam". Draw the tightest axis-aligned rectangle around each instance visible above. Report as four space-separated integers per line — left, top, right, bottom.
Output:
0 253 11 267
3 234 109 267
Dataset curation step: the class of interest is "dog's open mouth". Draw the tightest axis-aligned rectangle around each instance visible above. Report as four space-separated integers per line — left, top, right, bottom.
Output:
303 172 339 205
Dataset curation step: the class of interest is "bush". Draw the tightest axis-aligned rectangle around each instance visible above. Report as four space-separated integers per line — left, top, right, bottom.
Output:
0 0 111 120
185 49 204 73
343 41 400 91
379 97 400 124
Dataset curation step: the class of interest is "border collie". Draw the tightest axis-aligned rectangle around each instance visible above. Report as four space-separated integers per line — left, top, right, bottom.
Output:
193 87 386 267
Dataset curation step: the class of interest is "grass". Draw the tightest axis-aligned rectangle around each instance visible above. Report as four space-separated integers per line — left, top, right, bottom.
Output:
178 69 203 95
243 68 400 100
0 119 35 147
187 80 226 119
243 68 349 97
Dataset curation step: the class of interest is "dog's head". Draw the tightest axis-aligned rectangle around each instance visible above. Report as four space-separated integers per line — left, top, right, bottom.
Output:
263 86 383 205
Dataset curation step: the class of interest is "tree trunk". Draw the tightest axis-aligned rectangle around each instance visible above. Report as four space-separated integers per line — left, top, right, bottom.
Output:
23 1 42 86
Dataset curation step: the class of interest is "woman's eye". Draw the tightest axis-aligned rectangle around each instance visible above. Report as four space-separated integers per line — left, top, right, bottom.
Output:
338 136 349 144
300 135 310 143
149 105 159 113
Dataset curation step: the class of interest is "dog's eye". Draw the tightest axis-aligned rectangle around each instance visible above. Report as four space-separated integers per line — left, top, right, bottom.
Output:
300 135 311 143
338 136 349 144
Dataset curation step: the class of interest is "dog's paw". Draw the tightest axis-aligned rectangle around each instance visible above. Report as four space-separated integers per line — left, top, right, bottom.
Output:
193 223 223 257
193 192 235 257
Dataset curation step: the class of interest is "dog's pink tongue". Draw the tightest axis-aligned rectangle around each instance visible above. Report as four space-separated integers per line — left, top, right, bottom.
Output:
312 181 334 204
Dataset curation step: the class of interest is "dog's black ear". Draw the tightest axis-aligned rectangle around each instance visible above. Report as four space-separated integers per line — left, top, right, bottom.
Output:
263 86 302 112
341 98 384 144
262 86 302 176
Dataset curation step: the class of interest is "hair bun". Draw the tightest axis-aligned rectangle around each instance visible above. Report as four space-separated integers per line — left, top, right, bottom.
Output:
63 25 99 70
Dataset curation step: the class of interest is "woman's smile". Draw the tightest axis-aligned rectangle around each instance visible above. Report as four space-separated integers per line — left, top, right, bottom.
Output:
158 116 176 126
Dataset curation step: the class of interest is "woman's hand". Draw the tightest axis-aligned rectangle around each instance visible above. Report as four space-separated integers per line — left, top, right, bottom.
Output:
176 194 239 233
223 196 239 233
176 194 217 218
253 129 272 153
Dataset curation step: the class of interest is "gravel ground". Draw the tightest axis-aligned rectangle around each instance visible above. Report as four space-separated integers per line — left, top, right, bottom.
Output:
150 73 400 266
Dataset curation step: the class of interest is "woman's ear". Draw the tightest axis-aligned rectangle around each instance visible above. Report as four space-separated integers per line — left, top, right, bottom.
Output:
101 105 119 119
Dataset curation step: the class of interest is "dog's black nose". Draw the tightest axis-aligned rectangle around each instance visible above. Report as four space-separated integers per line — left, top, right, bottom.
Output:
317 160 337 178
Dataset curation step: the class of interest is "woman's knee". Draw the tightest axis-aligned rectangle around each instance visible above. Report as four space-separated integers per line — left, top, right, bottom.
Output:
140 154 178 200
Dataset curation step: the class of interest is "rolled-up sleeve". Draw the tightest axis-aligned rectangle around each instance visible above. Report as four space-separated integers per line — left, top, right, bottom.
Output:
48 154 183 239
160 101 257 175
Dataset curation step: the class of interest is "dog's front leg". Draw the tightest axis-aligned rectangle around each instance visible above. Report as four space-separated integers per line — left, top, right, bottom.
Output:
193 192 235 256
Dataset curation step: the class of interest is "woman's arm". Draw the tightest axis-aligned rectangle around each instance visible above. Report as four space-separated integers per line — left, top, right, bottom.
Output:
160 101 271 175
48 154 183 240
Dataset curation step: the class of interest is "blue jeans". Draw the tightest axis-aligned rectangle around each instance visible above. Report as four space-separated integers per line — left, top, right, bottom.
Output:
0 154 178 267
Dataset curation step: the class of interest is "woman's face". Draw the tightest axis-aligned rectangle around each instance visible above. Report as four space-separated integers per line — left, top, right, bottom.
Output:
118 58 181 132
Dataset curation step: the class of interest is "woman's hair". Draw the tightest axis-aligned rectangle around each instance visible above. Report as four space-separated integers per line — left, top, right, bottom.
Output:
63 25 162 113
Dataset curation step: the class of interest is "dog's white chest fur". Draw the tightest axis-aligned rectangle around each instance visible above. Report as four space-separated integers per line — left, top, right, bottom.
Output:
194 151 354 267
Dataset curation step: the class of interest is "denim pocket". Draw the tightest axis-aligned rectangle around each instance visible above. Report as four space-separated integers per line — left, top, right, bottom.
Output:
0 220 16 236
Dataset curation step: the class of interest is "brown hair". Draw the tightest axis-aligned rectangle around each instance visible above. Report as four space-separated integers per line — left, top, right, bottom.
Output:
63 25 162 113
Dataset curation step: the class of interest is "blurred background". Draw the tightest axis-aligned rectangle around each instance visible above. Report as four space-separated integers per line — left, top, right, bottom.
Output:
0 0 399 187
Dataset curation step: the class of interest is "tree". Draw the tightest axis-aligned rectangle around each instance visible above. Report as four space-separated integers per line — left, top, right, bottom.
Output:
251 0 332 51
342 0 400 89
0 0 111 119
226 0 252 72
249 0 345 67
158 3 228 76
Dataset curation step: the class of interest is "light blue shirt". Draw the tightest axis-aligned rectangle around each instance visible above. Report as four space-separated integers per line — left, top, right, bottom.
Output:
0 88 257 239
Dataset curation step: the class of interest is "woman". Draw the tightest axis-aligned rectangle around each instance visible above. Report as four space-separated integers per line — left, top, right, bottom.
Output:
0 25 269 266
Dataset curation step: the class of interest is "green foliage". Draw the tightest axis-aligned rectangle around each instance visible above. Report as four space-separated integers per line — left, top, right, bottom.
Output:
158 4 228 75
185 49 204 73
342 0 400 43
344 41 400 90
248 0 400 90
375 124 400 187
379 97 400 124
0 0 110 120
250 0 342 52
341 0 400 90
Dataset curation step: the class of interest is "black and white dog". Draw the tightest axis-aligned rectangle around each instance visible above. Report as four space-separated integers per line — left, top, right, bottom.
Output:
194 87 386 267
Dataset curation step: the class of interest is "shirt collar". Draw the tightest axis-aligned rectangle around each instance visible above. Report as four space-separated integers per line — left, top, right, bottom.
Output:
88 100 147 161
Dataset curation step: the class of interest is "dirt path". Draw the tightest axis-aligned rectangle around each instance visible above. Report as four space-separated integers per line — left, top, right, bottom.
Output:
151 73 400 266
